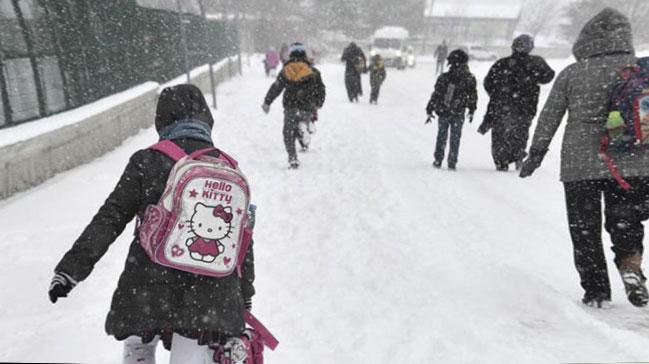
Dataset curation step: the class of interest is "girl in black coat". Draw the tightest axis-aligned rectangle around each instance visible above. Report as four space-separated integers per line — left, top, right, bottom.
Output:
48 84 255 363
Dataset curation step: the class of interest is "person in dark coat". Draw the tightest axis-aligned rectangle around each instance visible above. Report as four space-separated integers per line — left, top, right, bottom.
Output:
369 54 386 104
341 42 367 102
262 42 326 169
434 40 448 75
48 84 255 361
426 49 477 170
481 34 555 171
520 8 649 308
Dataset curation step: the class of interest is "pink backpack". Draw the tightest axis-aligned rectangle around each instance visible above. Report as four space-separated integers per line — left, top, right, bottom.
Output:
138 140 253 277
212 311 279 364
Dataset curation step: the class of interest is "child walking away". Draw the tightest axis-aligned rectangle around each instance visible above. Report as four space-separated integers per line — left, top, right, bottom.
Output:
264 47 280 77
425 49 477 170
48 84 277 363
369 54 386 104
262 42 326 169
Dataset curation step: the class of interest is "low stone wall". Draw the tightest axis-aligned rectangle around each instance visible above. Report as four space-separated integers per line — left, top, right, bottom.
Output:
0 57 241 200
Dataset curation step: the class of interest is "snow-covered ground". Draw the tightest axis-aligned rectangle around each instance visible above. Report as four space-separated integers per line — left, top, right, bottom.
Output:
2 56 649 363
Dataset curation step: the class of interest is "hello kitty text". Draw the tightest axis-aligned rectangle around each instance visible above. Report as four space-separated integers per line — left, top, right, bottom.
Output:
201 180 233 204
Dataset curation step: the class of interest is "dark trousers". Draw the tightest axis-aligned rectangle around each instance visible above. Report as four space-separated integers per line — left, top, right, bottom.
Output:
370 82 382 103
434 115 464 166
491 114 533 166
564 178 649 299
283 109 312 161
345 71 362 101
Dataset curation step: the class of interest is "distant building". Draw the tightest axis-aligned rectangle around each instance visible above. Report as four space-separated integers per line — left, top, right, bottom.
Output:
424 0 521 46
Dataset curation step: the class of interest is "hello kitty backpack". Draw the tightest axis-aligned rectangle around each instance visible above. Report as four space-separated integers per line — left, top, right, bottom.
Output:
138 140 253 277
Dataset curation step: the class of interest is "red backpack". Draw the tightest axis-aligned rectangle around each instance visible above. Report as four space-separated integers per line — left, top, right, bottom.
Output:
601 57 649 190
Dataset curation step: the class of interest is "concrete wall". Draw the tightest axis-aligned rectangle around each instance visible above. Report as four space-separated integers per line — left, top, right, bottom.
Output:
0 58 241 200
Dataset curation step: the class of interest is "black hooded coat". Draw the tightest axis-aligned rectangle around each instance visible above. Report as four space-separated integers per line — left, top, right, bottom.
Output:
481 49 555 164
341 43 366 100
54 84 255 348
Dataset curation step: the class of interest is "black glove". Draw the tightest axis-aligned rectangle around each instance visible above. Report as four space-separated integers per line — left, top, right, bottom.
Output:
49 272 77 303
425 114 435 124
244 297 252 311
519 148 548 178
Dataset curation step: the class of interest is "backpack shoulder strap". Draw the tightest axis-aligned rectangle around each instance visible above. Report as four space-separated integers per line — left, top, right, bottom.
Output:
150 140 187 162
216 149 239 169
244 311 279 350
189 148 239 169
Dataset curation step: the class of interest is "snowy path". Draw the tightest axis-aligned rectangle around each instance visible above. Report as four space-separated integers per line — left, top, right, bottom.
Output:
2 57 649 363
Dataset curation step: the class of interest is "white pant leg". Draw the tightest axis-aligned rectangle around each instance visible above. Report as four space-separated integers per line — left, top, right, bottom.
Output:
307 120 316 134
298 121 310 147
169 333 208 364
123 336 159 364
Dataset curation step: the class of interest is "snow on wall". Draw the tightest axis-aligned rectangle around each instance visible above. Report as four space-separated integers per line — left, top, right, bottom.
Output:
0 58 241 200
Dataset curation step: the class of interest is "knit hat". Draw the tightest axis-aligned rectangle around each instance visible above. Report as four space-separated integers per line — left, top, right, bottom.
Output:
447 49 469 66
289 42 307 59
512 34 534 54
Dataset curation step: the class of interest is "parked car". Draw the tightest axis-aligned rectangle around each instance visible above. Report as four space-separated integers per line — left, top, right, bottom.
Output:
465 45 498 61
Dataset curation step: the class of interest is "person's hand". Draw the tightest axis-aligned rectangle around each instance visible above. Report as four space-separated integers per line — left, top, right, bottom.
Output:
467 113 474 123
49 272 77 303
425 114 435 124
519 148 548 178
262 104 270 114
244 297 252 311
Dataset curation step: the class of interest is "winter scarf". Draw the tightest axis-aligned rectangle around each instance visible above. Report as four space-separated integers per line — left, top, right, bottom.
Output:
158 119 213 144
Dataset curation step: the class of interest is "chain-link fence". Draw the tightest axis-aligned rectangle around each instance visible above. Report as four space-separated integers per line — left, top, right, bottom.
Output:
0 0 239 129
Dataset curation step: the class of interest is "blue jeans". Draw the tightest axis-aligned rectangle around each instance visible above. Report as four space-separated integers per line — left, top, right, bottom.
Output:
434 115 464 165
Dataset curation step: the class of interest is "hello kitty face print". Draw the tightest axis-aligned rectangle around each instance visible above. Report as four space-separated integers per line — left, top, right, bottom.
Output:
185 203 233 263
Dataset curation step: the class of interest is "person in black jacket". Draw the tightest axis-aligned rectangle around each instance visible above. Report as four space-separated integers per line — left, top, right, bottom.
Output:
341 42 367 102
262 43 326 169
481 34 555 171
49 84 255 362
426 49 478 170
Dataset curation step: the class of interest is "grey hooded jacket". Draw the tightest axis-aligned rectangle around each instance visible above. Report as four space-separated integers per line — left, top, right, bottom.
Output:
528 8 649 182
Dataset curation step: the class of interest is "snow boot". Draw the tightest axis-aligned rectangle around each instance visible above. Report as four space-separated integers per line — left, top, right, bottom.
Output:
618 255 649 307
496 163 509 172
433 160 442 168
448 163 456 171
289 157 300 169
582 292 612 309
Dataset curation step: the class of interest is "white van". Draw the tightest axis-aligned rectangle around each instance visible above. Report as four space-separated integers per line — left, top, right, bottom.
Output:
370 26 409 69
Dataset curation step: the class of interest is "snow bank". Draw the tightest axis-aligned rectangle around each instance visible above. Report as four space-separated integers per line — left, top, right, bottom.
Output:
0 82 158 149
0 57 242 200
